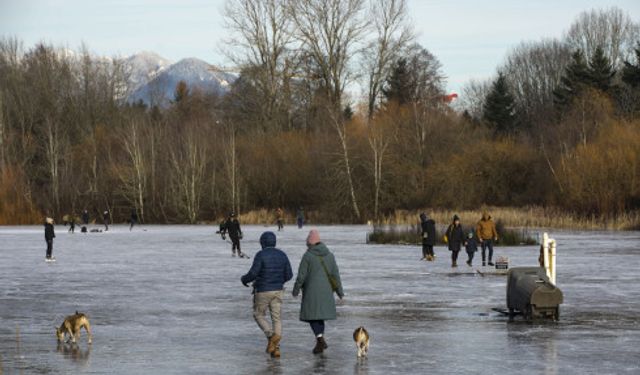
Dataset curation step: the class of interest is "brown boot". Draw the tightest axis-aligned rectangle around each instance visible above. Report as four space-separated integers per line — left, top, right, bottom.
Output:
266 334 281 354
313 336 327 354
271 346 281 358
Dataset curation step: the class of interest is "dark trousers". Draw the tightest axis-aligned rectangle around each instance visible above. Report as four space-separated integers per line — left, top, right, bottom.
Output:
130 219 136 231
104 220 109 231
451 249 459 263
297 218 304 229
46 240 53 258
481 240 494 262
277 220 283 231
308 320 325 337
231 236 241 254
422 244 434 258
466 251 475 263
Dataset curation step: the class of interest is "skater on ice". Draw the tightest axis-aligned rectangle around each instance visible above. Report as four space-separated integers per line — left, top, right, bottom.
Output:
476 211 498 266
130 208 138 231
275 208 284 231
292 229 344 354
296 207 305 229
445 215 464 268
81 209 90 225
103 210 111 231
44 217 55 261
240 231 293 358
420 213 436 261
220 212 246 258
68 214 76 234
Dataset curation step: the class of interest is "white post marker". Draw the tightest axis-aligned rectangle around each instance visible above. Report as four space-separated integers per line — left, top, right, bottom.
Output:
542 232 557 285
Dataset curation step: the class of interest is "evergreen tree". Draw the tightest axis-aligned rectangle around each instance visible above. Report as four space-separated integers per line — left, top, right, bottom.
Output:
553 50 590 107
587 46 616 92
483 72 516 135
382 58 414 105
622 44 640 88
174 80 189 103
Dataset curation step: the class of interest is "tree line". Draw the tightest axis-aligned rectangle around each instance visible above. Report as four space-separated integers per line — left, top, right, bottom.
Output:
0 3 639 225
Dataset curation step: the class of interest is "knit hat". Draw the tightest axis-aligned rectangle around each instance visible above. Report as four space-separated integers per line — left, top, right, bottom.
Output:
306 229 321 246
453 214 460 222
260 231 277 249
46 217 54 224
468 231 474 238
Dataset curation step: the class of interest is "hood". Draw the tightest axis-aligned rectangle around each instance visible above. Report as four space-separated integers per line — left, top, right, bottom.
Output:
308 242 330 257
419 213 427 222
482 212 491 220
45 217 54 224
260 231 277 249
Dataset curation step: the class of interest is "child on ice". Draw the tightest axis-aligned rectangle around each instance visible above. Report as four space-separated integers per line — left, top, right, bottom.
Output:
464 231 478 267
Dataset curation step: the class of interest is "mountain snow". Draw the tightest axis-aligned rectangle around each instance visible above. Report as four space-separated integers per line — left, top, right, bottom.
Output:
125 54 237 106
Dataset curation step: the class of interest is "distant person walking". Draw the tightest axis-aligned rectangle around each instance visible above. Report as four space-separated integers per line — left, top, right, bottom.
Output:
241 232 293 358
220 212 245 257
476 212 498 266
130 208 138 231
296 207 305 229
420 213 436 261
82 210 89 225
44 217 55 260
103 210 111 231
445 215 465 268
276 208 284 231
292 229 344 354
464 231 478 267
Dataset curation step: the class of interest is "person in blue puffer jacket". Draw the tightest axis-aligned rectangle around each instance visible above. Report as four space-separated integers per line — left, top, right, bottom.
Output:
241 231 293 358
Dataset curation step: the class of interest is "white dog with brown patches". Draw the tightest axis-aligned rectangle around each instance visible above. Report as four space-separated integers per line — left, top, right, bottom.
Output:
353 326 369 358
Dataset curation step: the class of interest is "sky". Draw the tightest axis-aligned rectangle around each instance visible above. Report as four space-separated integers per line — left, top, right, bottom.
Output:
1 0 639 95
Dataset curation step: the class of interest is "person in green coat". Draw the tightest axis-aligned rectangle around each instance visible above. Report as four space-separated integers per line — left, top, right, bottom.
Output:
292 229 344 354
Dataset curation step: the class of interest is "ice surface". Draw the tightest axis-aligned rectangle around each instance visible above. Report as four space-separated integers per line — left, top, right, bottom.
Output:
1 225 639 374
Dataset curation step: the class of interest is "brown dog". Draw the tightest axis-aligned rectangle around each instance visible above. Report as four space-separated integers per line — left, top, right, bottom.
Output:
56 311 92 344
353 326 369 358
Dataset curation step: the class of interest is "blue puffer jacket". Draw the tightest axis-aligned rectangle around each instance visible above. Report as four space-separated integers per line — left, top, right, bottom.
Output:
241 232 293 292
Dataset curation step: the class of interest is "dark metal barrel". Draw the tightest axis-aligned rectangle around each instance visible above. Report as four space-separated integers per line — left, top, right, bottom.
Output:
506 267 563 321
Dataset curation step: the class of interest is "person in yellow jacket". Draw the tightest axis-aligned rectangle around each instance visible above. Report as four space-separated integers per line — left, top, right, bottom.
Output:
476 212 498 266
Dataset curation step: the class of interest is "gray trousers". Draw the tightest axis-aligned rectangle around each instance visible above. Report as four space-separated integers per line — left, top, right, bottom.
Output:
253 290 283 338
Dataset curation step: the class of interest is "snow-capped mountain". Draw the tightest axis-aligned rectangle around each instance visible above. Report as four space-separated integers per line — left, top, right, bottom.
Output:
126 55 236 106
124 51 172 94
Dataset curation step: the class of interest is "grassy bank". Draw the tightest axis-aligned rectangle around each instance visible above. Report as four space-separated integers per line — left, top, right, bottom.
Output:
220 206 640 231
373 207 640 231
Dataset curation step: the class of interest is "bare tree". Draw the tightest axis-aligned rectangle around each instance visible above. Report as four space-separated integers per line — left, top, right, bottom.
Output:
368 105 399 219
114 119 148 223
363 0 414 118
289 0 367 219
169 124 208 223
457 78 492 120
565 7 640 68
502 39 572 127
223 0 296 131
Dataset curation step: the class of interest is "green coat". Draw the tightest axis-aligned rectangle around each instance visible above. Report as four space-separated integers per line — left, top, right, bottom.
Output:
292 243 344 321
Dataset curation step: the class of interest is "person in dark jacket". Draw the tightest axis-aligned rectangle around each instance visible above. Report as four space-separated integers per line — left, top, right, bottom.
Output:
293 229 344 355
82 210 89 225
464 231 478 267
445 215 465 267
420 213 436 261
44 217 55 260
296 207 305 229
241 232 293 358
130 208 138 231
221 213 245 257
103 210 110 231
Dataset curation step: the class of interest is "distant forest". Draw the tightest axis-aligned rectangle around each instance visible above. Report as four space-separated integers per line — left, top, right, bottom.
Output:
1 1 639 225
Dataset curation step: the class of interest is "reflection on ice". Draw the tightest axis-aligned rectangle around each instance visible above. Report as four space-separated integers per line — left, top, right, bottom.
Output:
0 225 639 374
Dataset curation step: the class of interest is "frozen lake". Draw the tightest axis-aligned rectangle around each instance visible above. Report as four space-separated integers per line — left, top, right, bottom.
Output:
1 225 639 374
